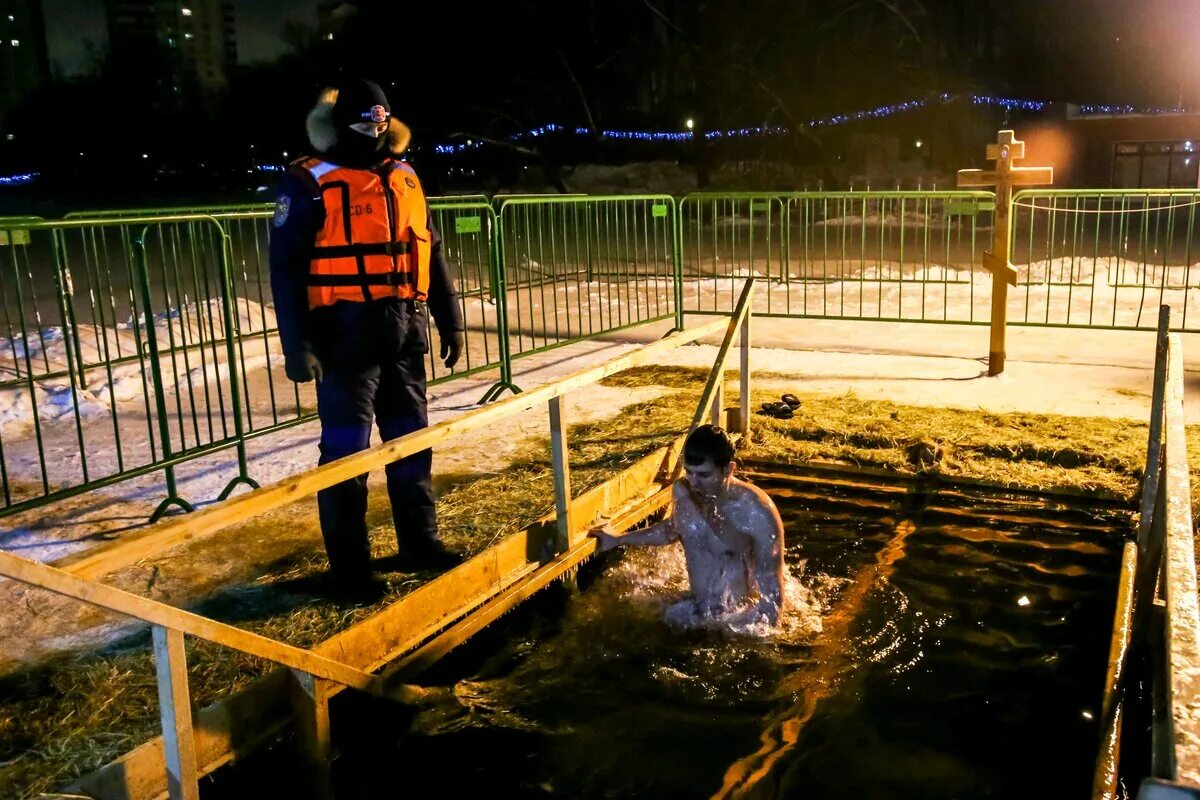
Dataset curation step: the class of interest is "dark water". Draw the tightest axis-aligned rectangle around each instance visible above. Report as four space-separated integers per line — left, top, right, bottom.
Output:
215 477 1128 799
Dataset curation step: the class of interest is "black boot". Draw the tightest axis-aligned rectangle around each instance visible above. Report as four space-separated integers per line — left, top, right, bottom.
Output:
399 540 464 572
325 570 388 605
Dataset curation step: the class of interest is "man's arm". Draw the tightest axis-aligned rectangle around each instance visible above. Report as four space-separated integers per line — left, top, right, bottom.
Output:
590 481 685 552
423 214 466 368
268 169 321 374
747 488 786 622
590 517 679 552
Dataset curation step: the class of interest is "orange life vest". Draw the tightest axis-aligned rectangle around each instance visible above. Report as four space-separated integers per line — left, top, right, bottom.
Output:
297 157 431 309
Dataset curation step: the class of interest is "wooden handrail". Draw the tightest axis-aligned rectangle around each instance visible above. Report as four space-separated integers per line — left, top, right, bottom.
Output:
53 316 731 581
52 314 747 800
0 551 384 693
1158 332 1200 785
1095 305 1200 795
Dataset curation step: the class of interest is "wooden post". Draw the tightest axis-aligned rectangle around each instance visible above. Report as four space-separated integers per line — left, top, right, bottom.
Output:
549 395 573 556
957 130 1053 375
152 625 199 800
711 378 724 428
739 307 751 435
289 670 334 800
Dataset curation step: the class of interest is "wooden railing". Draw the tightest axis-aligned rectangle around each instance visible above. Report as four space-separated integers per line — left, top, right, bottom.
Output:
1 281 756 800
1094 305 1200 799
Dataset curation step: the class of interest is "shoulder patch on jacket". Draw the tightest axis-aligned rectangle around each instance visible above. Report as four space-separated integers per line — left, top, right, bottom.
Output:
273 195 291 228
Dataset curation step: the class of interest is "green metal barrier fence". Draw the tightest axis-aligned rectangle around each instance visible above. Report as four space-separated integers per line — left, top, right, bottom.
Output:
10 187 1198 521
71 200 514 392
496 195 679 366
1 199 512 519
0 215 259 520
1010 189 1200 331
679 191 997 323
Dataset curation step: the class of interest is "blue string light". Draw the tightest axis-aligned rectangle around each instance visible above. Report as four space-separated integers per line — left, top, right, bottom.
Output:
1080 103 1188 115
599 129 694 141
1079 104 1135 115
420 95 1185 156
971 95 1047 111
0 171 39 185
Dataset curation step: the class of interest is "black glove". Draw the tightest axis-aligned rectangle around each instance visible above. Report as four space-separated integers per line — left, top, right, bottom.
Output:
285 349 323 384
439 331 464 370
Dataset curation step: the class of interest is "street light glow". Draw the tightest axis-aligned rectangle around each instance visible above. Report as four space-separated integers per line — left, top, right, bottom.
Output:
685 118 695 130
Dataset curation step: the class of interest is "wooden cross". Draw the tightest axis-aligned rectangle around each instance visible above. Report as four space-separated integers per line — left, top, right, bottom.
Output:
956 130 1053 375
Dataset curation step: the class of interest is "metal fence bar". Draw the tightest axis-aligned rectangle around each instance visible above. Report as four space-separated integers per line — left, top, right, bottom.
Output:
1 196 514 519
496 194 678 365
679 191 995 325
1011 189 1200 332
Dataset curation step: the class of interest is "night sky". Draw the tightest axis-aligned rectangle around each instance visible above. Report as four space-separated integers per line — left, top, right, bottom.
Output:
35 0 1200 108
42 0 323 75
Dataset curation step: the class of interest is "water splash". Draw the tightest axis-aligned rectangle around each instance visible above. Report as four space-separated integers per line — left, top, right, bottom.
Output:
606 543 834 642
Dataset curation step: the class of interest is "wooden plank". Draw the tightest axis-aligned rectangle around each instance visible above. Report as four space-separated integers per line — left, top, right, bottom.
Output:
54 317 730 582
549 395 573 555
957 166 1050 188
956 168 999 187
152 626 199 800
987 140 1025 161
0 551 380 692
987 178 1014 376
983 251 1019 286
1010 166 1054 185
1092 541 1137 800
711 381 724 428
380 485 674 685
1136 306 1170 574
1161 332 1200 786
740 310 751 435
72 438 679 800
289 670 334 800
688 279 756 435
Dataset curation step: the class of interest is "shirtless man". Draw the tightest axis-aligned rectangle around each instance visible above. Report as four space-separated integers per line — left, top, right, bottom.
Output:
590 425 786 624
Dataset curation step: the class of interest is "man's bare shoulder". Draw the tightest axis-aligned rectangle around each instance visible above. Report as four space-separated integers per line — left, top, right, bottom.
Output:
728 477 777 511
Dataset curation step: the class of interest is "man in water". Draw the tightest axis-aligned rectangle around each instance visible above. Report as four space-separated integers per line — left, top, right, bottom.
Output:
590 425 786 624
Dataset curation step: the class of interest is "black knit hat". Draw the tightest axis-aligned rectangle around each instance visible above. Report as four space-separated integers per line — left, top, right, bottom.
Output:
331 77 391 137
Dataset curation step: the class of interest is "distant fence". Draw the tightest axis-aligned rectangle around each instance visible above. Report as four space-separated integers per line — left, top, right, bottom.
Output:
1010 189 1200 330
678 191 996 323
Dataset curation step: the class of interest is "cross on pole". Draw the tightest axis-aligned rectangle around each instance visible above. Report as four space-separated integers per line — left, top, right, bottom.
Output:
957 130 1053 375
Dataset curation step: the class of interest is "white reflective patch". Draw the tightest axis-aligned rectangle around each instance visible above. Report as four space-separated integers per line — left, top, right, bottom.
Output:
273 195 291 228
307 161 339 180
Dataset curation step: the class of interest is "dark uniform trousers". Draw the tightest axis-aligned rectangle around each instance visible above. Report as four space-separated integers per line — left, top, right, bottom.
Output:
312 297 436 579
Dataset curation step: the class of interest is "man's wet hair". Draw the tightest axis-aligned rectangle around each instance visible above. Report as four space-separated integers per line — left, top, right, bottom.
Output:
683 424 736 469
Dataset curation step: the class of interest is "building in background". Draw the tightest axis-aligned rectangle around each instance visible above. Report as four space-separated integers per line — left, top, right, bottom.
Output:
105 0 235 99
1024 108 1200 189
316 1 358 43
0 0 50 136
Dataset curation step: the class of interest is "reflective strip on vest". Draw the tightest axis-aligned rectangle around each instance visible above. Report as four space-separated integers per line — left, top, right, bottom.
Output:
298 157 432 309
308 161 339 180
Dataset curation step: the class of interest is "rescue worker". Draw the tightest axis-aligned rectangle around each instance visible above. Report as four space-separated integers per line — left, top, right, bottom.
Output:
269 77 465 599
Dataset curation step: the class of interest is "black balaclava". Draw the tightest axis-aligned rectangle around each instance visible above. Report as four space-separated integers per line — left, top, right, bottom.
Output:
328 77 392 168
